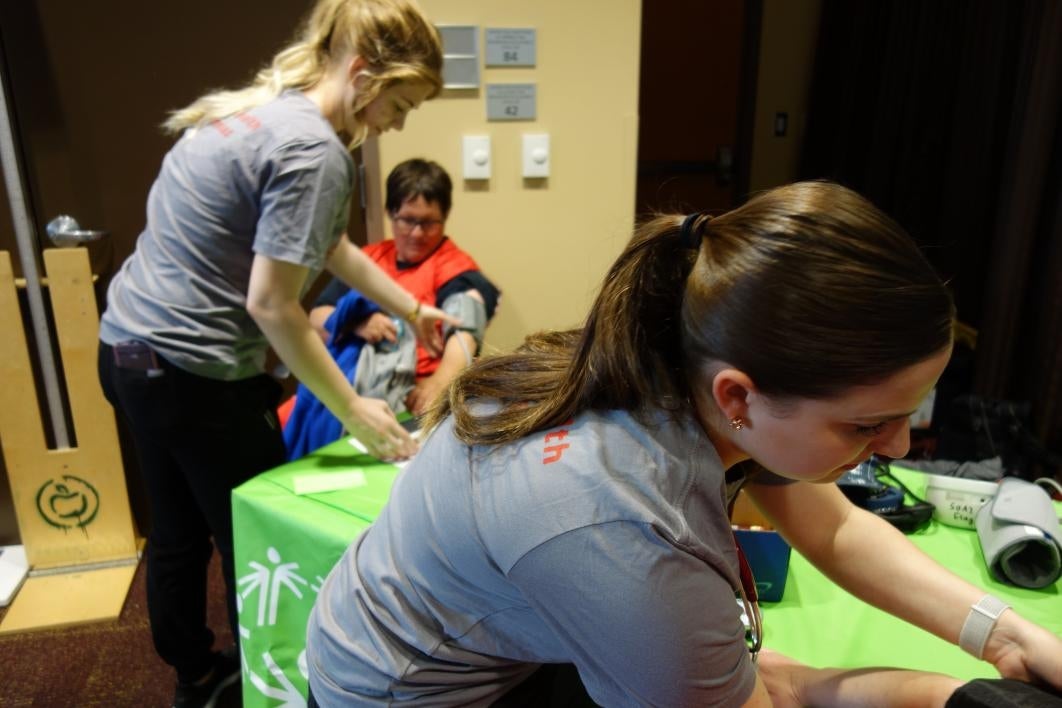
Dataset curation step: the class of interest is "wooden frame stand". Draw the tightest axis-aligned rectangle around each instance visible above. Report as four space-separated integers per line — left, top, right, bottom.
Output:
0 249 137 633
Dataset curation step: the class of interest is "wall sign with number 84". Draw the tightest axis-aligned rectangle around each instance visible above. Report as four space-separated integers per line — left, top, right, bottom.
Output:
485 28 536 67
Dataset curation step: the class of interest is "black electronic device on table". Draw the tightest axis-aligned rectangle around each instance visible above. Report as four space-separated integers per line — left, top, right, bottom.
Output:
836 456 935 534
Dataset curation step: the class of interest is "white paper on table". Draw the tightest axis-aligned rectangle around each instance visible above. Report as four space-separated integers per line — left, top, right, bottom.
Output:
293 470 367 495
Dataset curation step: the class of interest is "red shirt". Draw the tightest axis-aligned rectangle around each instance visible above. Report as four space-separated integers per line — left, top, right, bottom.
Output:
363 238 479 377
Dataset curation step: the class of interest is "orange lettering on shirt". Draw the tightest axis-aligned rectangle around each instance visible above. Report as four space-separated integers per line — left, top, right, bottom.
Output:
236 113 261 131
211 120 233 137
543 444 570 464
542 419 576 464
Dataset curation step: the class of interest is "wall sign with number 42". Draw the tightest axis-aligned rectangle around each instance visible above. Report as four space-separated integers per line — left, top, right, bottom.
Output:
485 84 536 121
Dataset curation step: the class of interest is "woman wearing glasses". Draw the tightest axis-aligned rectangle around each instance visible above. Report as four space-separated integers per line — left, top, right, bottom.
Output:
284 158 499 457
96 1 452 704
306 181 1062 707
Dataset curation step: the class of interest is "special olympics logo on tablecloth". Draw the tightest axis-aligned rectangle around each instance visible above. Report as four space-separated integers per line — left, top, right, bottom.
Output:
35 475 100 532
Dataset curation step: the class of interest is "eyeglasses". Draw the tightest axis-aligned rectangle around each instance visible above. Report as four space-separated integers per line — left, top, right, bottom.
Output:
392 215 443 233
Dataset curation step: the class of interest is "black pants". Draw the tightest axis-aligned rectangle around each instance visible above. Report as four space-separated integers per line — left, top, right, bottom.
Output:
491 664 598 707
307 664 597 707
98 342 285 683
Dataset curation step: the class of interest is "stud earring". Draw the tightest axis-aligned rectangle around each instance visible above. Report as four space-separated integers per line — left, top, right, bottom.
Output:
729 417 745 431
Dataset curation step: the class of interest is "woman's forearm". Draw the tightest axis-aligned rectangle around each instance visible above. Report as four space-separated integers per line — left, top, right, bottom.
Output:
249 297 359 423
247 254 358 422
811 505 987 644
326 236 418 318
759 651 962 708
798 665 962 707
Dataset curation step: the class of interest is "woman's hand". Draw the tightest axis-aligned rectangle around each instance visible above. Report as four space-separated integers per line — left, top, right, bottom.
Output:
354 312 398 345
342 394 417 461
983 611 1062 692
405 373 448 416
756 650 808 708
409 304 459 358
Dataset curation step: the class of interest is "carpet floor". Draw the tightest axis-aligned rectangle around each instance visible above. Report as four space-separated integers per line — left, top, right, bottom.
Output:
0 551 239 707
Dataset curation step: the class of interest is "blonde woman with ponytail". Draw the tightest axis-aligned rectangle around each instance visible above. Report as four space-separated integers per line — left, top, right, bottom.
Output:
96 1 448 705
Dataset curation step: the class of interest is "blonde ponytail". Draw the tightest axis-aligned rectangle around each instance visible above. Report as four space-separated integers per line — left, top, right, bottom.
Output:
162 0 442 141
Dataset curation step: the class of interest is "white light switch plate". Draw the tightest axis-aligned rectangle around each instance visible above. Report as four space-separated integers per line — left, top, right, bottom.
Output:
522 133 550 178
462 135 491 179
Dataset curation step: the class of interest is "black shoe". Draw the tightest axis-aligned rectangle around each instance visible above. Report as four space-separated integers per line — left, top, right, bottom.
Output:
172 648 241 708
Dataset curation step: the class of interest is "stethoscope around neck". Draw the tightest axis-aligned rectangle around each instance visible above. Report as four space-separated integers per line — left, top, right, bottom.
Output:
733 536 763 662
727 471 763 662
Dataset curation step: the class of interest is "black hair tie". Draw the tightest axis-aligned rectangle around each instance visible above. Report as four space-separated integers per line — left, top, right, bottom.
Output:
680 213 703 250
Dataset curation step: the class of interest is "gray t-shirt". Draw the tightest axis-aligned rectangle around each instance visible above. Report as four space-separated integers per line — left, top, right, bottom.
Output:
100 91 353 380
307 408 757 707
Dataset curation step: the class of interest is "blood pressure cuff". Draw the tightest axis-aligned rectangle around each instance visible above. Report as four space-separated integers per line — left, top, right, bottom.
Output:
975 477 1062 589
441 291 487 352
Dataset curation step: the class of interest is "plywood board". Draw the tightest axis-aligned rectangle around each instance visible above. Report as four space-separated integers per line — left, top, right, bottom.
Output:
0 562 137 634
0 249 136 570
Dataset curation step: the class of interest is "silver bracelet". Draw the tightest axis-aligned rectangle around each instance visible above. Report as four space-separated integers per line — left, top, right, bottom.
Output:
958 594 1010 659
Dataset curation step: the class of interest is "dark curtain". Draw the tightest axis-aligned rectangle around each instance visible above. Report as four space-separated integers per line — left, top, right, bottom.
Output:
800 0 1062 464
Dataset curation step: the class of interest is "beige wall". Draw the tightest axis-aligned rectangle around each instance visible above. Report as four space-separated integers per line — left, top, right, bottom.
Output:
749 0 822 192
371 0 642 352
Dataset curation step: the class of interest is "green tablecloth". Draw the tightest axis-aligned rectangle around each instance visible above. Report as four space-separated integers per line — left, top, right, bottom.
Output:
233 437 400 706
232 444 1062 708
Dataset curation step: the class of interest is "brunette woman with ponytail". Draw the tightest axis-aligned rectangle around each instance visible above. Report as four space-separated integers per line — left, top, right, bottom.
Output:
308 182 1062 707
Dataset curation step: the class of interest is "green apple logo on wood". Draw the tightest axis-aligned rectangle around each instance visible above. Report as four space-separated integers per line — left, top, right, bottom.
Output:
35 475 100 532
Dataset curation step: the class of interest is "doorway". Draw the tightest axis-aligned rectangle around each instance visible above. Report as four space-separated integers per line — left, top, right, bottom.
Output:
636 0 761 217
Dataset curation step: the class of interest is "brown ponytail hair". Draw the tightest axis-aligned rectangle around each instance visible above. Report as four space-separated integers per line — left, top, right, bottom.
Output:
425 181 955 446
